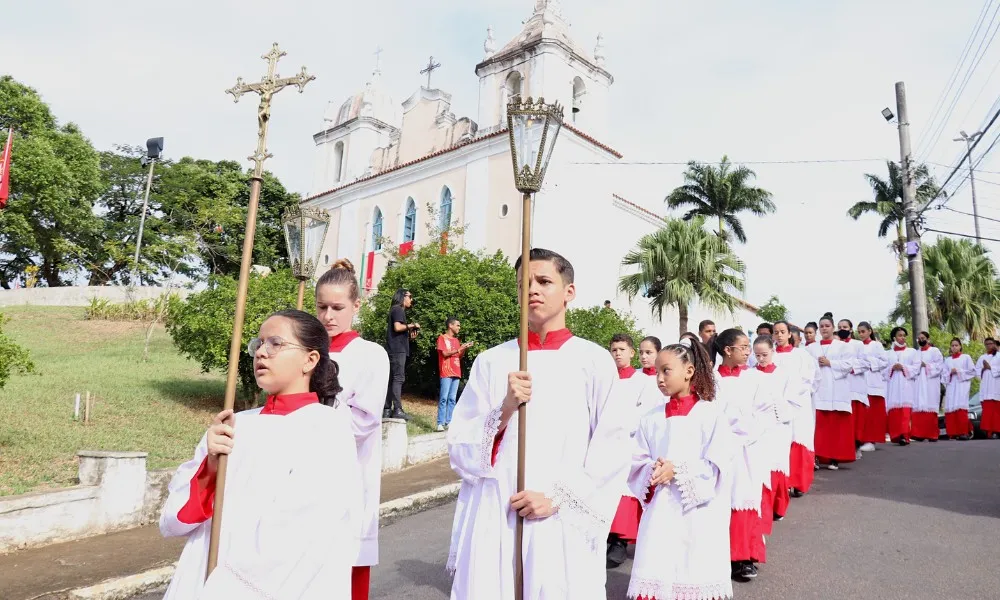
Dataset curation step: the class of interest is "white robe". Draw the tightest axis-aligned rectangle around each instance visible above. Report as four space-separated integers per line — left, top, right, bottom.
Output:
446 337 631 600
884 347 921 410
943 354 976 413
160 404 362 600
330 336 390 566
859 341 889 398
715 368 772 513
975 353 1000 401
627 401 735 600
806 341 853 413
846 339 868 404
755 366 794 477
615 371 667 499
916 346 944 413
773 347 817 451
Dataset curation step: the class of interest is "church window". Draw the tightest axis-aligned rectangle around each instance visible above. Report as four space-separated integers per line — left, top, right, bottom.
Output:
505 72 523 97
500 204 509 218
372 207 384 250
439 187 453 230
403 198 417 242
572 77 586 124
332 141 345 182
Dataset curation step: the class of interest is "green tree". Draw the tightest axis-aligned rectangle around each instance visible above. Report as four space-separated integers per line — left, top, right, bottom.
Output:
0 76 103 287
619 217 745 333
358 244 519 397
757 295 788 323
847 160 941 274
891 238 1000 340
0 313 34 388
566 306 645 366
166 269 307 405
665 156 775 243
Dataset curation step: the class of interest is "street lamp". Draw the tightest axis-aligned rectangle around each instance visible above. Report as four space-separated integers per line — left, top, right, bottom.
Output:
504 94 563 600
282 205 330 309
954 129 984 243
130 136 164 285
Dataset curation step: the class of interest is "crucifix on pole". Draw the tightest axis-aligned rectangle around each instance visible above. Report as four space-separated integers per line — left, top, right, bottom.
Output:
374 46 384 73
205 42 314 579
420 55 441 89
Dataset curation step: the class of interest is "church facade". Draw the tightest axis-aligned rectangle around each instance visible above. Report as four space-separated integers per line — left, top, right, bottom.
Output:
302 0 760 341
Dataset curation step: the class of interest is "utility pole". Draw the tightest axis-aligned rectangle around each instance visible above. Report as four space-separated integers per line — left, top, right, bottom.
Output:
955 130 983 243
130 137 163 286
895 82 929 343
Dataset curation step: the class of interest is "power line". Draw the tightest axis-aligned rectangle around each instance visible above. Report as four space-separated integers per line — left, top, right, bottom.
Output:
569 158 888 166
924 226 1000 242
937 204 1000 223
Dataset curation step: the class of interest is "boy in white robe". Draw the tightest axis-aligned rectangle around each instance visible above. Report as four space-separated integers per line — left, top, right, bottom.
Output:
976 337 1000 438
913 331 944 441
446 248 631 600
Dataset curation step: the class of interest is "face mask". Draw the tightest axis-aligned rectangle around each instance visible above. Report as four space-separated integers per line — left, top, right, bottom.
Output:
918 339 928 347
837 330 851 340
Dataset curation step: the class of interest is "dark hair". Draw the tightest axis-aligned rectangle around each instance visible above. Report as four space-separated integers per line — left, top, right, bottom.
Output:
890 326 908 340
604 299 611 305
513 248 575 284
660 342 716 401
919 331 931 338
640 336 662 352
446 317 459 328
819 314 834 326
316 258 360 302
838 318 853 329
714 328 748 355
805 321 818 331
950 337 963 350
753 334 775 348
756 322 774 335
986 337 997 344
698 319 715 333
610 333 635 350
269 309 342 408
773 320 790 331
858 321 878 341
790 325 802 335
391 288 410 307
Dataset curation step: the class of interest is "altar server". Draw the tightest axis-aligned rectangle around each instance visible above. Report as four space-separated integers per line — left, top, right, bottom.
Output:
639 336 662 376
807 316 855 470
943 338 976 440
857 322 888 450
771 321 816 497
976 338 1000 438
838 319 867 460
885 326 920 445
160 310 362 600
913 331 944 442
752 335 792 523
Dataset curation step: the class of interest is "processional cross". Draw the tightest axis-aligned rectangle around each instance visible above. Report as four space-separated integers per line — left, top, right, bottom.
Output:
420 55 441 89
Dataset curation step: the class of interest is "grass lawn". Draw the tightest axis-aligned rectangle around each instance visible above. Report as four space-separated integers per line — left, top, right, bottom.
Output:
0 306 437 496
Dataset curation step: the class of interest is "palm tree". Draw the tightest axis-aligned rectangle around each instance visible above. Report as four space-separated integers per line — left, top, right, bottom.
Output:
619 217 746 333
891 237 1000 340
665 156 775 243
848 160 941 274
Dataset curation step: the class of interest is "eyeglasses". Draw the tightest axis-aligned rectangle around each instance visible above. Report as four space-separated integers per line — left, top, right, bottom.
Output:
728 344 751 352
247 336 309 357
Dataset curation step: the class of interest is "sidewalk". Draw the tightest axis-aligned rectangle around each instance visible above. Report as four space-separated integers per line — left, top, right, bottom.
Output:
1 457 457 600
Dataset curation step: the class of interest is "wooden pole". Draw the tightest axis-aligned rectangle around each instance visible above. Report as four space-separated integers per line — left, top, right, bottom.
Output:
514 191 532 600
296 278 306 310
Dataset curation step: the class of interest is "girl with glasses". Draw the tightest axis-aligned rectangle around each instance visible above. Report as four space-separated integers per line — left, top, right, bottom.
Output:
160 309 361 599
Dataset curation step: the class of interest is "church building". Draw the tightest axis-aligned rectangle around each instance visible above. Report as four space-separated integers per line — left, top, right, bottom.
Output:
301 0 760 340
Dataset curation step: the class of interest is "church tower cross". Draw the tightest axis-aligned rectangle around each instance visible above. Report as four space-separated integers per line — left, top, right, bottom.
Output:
420 55 441 89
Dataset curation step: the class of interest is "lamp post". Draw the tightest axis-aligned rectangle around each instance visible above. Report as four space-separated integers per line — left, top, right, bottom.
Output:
130 137 164 285
282 205 331 309
505 94 563 600
954 129 983 243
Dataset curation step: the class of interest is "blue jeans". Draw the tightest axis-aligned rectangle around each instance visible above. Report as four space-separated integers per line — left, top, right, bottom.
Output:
438 377 460 426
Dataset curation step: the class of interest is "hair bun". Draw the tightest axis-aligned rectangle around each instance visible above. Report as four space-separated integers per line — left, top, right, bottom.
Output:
331 258 356 275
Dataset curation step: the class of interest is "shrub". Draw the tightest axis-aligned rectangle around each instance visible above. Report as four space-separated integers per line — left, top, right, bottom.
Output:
566 306 645 367
166 270 309 406
84 293 183 322
0 313 35 388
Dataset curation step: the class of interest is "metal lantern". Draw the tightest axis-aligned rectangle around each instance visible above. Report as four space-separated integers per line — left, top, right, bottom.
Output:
506 95 564 193
282 205 330 308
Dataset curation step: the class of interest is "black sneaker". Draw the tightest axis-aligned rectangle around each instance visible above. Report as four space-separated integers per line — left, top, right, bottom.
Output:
606 537 627 568
741 561 758 579
773 513 784 522
731 561 749 582
790 487 804 498
390 410 411 421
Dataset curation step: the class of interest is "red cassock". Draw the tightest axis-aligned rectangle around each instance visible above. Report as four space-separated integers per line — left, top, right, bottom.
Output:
851 400 868 444
944 409 970 438
887 407 912 443
982 400 1000 435
862 395 888 444
771 470 789 517
911 411 940 440
814 410 856 463
788 442 815 493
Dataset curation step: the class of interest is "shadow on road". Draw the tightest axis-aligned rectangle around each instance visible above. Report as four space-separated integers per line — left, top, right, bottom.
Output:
393 559 453 595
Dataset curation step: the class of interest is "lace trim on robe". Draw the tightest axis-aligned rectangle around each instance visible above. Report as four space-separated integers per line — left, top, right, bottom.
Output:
672 460 706 511
635 462 656 509
224 563 277 600
479 405 504 472
550 480 609 547
446 549 458 576
628 578 733 600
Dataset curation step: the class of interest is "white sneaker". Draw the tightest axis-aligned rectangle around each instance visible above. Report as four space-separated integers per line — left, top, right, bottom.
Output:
436 424 445 432
859 442 876 452
827 462 840 470
855 450 863 460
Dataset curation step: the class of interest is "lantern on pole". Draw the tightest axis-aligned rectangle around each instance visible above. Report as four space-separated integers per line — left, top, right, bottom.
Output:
505 94 563 600
282 205 331 309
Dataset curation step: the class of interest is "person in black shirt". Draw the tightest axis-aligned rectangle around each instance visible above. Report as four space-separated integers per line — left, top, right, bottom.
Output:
384 288 419 419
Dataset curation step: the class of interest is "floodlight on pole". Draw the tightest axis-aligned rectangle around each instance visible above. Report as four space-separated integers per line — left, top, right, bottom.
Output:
282 205 331 309
504 94 563 600
131 137 164 285
954 129 984 243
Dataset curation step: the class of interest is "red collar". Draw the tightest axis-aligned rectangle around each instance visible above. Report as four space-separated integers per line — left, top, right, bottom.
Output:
863 339 873 345
820 339 834 346
261 392 319 416
617 366 636 379
328 330 360 353
893 345 907 352
665 394 698 418
518 328 573 350
756 363 776 373
718 365 742 378
920 345 931 351
642 366 657 376
776 345 794 353
951 353 962 359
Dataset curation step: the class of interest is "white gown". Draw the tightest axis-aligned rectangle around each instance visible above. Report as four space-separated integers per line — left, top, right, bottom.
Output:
916 346 945 414
160 402 362 600
846 339 868 405
755 365 794 477
714 368 773 514
806 341 853 413
943 354 976 413
860 340 888 399
627 400 735 600
884 347 921 410
446 335 631 600
975 352 1000 400
773 347 817 451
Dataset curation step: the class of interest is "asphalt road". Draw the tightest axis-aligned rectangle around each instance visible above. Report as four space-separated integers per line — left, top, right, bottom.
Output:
131 439 1000 599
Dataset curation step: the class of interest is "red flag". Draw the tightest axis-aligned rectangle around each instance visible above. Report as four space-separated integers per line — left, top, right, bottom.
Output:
0 128 12 209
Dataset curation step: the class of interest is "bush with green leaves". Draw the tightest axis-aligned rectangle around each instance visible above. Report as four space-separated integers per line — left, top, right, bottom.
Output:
167 270 309 406
0 313 35 388
566 307 645 367
756 295 788 323
84 293 184 322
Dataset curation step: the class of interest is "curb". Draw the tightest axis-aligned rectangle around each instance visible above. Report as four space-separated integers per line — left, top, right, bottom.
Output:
63 482 460 599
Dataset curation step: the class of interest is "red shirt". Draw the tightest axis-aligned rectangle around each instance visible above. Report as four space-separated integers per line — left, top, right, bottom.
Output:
437 335 463 378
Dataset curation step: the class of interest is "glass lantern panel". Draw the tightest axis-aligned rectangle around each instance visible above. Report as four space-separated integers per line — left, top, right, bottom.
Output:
283 219 302 266
304 217 328 267
511 112 544 173
538 117 563 176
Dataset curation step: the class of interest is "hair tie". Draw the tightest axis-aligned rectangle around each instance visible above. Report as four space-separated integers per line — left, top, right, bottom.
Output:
679 338 692 349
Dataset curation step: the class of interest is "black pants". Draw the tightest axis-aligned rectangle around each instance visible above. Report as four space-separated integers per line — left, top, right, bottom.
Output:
384 352 407 414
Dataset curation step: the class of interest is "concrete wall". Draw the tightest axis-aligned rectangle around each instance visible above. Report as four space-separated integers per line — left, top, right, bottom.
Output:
0 286 190 308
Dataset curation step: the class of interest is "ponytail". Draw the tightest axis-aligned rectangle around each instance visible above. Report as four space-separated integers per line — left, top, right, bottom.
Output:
661 341 716 402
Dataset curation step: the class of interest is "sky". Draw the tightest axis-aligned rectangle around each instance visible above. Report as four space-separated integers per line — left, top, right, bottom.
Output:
4 0 1000 326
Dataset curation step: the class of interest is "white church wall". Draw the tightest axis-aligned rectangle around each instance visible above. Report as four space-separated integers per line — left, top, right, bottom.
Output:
463 157 491 252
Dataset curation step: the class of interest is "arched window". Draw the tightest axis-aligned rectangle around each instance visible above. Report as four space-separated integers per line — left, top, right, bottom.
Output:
439 187 453 230
403 198 416 242
501 72 523 120
572 77 586 124
332 141 345 182
372 207 383 250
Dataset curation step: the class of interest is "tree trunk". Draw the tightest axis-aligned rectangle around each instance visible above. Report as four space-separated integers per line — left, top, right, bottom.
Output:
718 215 726 239
678 302 689 335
